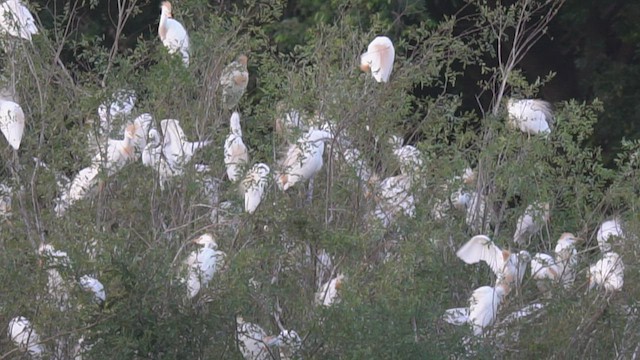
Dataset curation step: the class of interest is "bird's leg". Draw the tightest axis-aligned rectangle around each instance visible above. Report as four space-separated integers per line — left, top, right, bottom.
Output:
305 176 315 205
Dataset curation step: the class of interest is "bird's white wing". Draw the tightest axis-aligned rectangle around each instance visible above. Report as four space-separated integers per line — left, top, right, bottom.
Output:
530 253 557 280
0 99 25 150
443 307 470 326
456 235 506 277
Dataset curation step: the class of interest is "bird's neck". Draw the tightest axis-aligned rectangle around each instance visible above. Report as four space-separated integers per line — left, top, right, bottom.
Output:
158 13 169 40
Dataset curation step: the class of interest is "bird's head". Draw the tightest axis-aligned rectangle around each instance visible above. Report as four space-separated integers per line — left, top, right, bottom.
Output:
238 55 248 66
191 233 217 248
462 168 476 185
161 1 172 16
360 62 371 73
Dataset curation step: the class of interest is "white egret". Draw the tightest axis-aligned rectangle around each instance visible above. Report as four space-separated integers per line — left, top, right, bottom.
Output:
507 99 552 135
8 316 44 357
141 127 178 188
443 283 508 336
464 191 493 234
315 273 345 307
530 253 559 292
0 98 24 150
389 135 423 176
276 129 333 191
242 163 270 214
158 1 189 66
264 330 302 360
55 163 100 217
220 54 249 109
0 182 11 217
183 233 226 299
431 168 474 220
588 251 624 292
160 119 211 170
0 0 38 41
236 316 272 360
130 113 153 158
79 275 106 304
360 36 395 83
224 111 249 182
39 243 71 310
596 218 624 253
91 123 140 175
456 235 530 289
554 232 580 287
370 173 415 228
513 202 550 246
97 89 137 136
275 106 306 139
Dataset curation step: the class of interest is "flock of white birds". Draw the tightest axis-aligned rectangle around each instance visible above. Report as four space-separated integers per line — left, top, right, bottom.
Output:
0 0 627 358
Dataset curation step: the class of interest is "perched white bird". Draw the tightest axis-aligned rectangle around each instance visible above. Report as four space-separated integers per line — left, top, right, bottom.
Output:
530 253 559 292
79 275 106 304
276 129 333 191
513 202 550 246
456 235 530 289
142 128 178 188
39 243 72 310
8 316 45 357
158 1 189 66
264 330 302 360
507 99 552 135
97 89 137 136
431 168 474 220
275 107 306 139
220 55 249 109
588 251 624 292
360 36 395 83
0 98 24 150
389 135 423 176
554 232 580 287
242 163 270 214
236 317 271 360
596 218 624 253
443 283 508 336
370 173 415 228
315 273 345 307
183 234 226 299
0 182 12 217
465 191 493 233
54 163 100 217
224 112 249 182
160 119 211 171
92 122 141 176
0 0 38 41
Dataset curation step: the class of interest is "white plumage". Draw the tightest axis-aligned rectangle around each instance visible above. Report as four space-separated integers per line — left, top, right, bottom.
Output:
183 234 226 299
360 36 395 83
242 163 270 214
0 0 38 41
264 330 302 360
554 232 580 287
596 218 624 253
276 129 333 191
79 275 106 304
220 55 249 109
456 235 530 288
158 1 189 66
370 173 415 228
55 163 100 217
160 119 211 171
8 316 44 357
315 273 345 307
464 191 492 233
39 243 71 310
224 112 249 182
443 284 508 336
92 123 140 176
97 89 137 136
389 135 423 176
236 317 271 360
589 251 624 292
507 98 552 135
513 202 550 245
0 98 25 150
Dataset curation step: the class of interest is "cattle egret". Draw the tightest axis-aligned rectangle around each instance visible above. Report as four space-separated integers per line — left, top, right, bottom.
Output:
160 119 211 170
0 0 38 41
456 235 530 289
513 202 550 246
264 330 302 360
588 251 624 292
220 55 249 109
142 127 178 188
236 317 271 360
183 234 226 299
242 163 270 214
315 273 345 306
79 275 106 304
0 182 11 217
91 123 139 175
530 253 559 292
443 283 508 336
158 1 189 66
0 98 24 150
507 99 552 135
370 173 415 228
8 316 44 357
431 168 474 220
39 243 71 310
54 164 100 217
276 129 333 191
360 36 395 83
465 191 493 233
275 106 306 139
554 232 580 287
389 135 423 176
596 218 624 253
130 113 154 158
224 112 249 182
